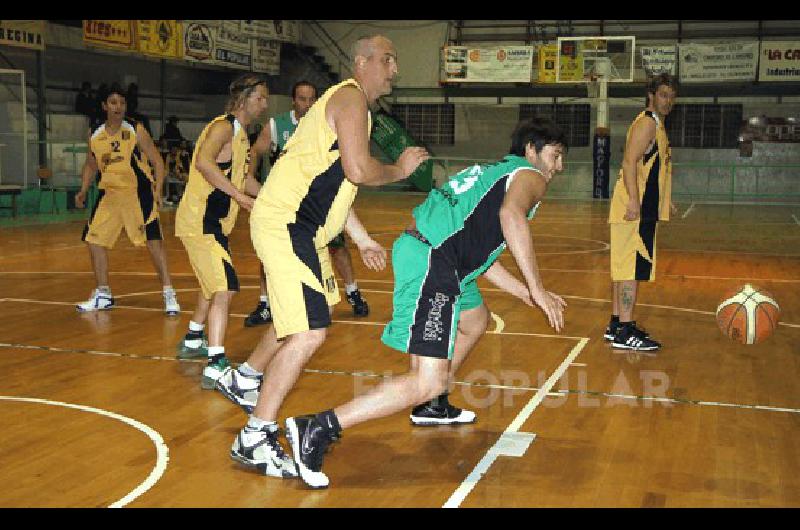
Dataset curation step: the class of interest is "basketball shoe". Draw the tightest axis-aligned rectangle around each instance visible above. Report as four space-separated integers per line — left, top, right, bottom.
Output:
230 423 298 478
216 366 261 414
410 393 476 426
163 288 180 316
611 323 661 351
176 331 208 359
604 319 649 341
244 301 272 327
201 355 231 389
285 415 337 489
346 288 369 317
76 288 114 312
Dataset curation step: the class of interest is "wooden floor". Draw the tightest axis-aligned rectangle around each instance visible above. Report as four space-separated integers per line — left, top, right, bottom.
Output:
1 192 798 507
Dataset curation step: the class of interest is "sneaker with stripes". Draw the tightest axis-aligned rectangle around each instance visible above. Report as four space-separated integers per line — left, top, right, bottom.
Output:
611 324 661 351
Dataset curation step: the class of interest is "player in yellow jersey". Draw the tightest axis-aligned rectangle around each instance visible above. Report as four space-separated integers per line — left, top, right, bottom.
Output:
217 35 429 480
243 80 372 328
74 83 180 315
174 74 269 392
606 73 678 351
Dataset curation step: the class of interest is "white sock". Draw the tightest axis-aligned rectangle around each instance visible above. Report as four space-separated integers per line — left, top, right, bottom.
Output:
97 285 110 293
239 362 262 377
259 295 269 306
189 321 204 332
247 416 277 431
208 346 225 358
345 283 358 295
184 338 203 348
163 285 174 293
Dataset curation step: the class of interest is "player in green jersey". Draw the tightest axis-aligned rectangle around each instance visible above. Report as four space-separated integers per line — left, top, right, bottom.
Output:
286 118 569 489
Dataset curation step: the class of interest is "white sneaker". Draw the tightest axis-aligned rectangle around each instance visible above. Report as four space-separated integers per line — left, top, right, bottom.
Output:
216 367 261 414
76 289 114 312
230 424 298 478
163 288 180 316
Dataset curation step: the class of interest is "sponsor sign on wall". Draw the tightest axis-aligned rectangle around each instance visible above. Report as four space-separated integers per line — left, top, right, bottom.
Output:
183 21 216 64
0 20 45 50
443 45 534 83
83 20 135 50
214 25 251 70
679 42 758 82
252 38 281 75
538 44 558 83
639 45 677 76
137 20 182 58
759 41 800 82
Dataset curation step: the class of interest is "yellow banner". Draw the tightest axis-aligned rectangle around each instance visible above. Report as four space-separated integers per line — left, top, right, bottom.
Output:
538 44 557 83
0 20 45 50
83 20 135 50
136 20 182 58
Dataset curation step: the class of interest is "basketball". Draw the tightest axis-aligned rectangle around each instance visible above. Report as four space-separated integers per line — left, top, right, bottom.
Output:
716 284 781 344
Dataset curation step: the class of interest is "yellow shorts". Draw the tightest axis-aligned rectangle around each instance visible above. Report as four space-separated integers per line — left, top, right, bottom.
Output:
81 187 161 248
251 224 339 339
610 221 658 282
180 233 239 299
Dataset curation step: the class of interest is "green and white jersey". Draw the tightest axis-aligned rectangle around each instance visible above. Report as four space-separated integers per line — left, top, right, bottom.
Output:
269 110 299 153
413 155 541 285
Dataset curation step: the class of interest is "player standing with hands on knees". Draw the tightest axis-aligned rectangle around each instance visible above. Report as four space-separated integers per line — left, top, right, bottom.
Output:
285 118 568 489
605 73 678 352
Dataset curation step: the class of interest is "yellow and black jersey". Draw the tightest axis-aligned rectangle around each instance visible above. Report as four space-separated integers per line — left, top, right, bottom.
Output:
175 114 250 237
252 78 371 247
89 118 153 190
609 110 673 223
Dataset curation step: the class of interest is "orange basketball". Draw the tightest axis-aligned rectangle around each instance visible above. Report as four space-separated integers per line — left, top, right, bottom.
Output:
716 284 780 344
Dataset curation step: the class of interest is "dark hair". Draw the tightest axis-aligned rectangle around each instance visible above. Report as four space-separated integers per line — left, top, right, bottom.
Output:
100 82 126 102
645 73 678 105
226 73 268 112
292 80 317 100
509 118 568 156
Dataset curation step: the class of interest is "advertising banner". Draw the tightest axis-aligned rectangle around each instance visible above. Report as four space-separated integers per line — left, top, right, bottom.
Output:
758 41 800 81
538 44 557 83
83 20 135 50
639 45 677 76
443 45 533 83
679 42 758 82
0 20 45 50
214 25 251 70
136 20 182 58
183 21 216 65
592 132 611 199
252 38 281 75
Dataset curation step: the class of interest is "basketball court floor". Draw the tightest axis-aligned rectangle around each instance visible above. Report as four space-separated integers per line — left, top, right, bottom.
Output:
0 191 798 507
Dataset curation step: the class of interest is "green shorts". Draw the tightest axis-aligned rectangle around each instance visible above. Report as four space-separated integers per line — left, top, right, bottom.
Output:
381 232 483 360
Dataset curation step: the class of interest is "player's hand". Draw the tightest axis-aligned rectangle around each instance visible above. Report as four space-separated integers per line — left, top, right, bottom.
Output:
357 239 387 271
75 190 87 208
529 287 567 332
397 146 430 178
623 199 641 221
235 191 255 212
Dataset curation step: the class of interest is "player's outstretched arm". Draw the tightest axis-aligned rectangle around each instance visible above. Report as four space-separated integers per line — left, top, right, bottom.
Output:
483 262 533 306
332 86 428 186
499 169 566 331
195 121 254 211
344 208 386 271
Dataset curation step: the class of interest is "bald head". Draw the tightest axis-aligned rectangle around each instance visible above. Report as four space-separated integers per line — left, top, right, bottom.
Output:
351 35 392 64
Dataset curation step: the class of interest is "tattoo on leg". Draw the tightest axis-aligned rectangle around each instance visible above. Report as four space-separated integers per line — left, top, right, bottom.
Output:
621 285 634 310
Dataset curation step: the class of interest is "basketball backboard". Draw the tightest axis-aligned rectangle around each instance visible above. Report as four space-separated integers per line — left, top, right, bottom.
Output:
555 36 635 84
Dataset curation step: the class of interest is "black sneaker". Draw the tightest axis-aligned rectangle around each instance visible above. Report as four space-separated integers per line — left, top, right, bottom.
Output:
285 415 336 489
346 289 369 317
176 331 208 359
244 302 272 327
410 400 477 426
604 320 649 341
611 324 661 351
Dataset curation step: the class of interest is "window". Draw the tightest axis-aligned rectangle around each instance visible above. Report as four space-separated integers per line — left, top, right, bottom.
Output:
519 104 591 147
665 104 742 148
390 104 455 145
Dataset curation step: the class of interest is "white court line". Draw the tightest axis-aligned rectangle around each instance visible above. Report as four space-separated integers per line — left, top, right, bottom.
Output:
0 395 169 508
490 312 505 334
443 338 590 508
681 202 696 219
